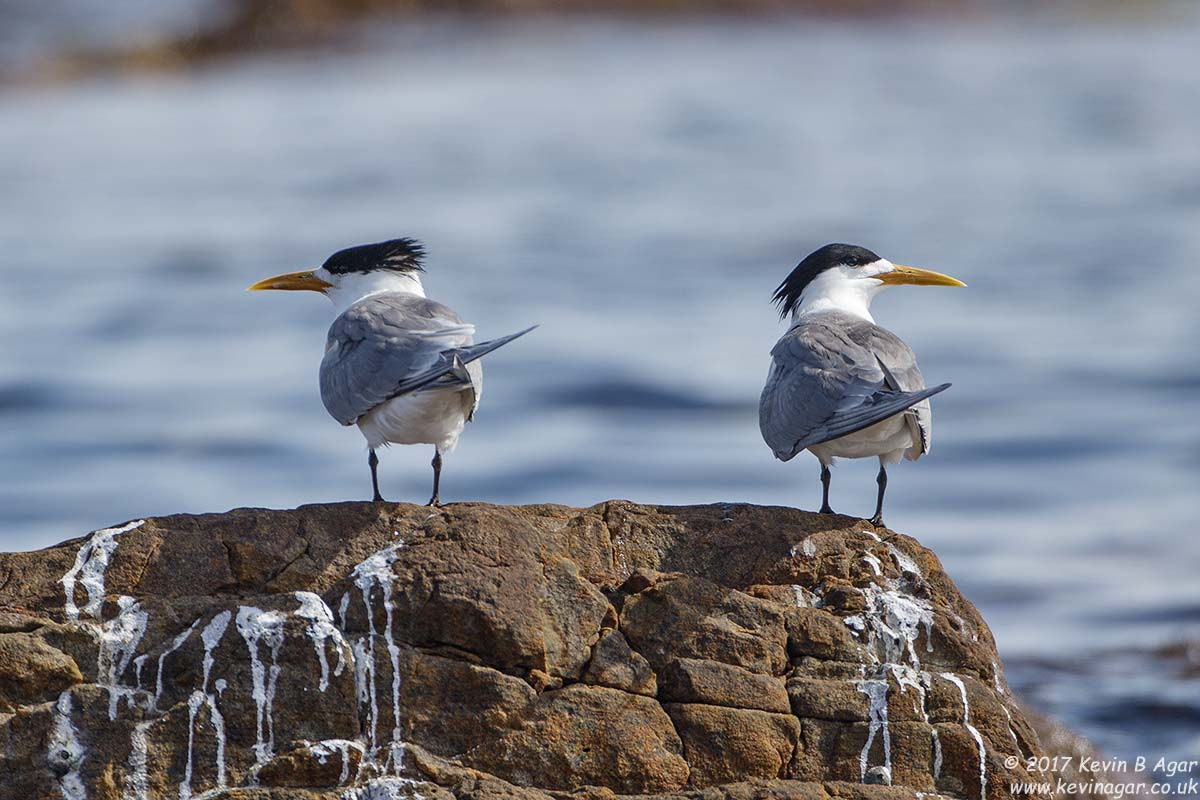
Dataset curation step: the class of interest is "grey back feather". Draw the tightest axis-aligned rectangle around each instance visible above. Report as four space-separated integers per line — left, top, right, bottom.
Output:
319 294 480 426
759 311 934 461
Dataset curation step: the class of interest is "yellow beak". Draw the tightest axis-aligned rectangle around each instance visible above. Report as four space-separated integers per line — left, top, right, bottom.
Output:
247 270 333 293
876 264 966 288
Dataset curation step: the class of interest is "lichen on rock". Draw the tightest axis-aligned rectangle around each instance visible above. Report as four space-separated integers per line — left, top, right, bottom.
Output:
0 501 1092 799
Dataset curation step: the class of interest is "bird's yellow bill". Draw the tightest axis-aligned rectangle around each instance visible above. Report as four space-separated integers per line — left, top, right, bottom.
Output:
247 270 333 293
877 265 967 287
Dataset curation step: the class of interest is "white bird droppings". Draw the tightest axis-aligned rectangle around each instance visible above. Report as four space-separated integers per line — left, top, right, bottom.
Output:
340 776 428 800
60 521 144 621
942 672 987 800
124 719 152 800
155 620 200 710
855 679 891 782
98 596 148 720
790 539 817 558
179 692 206 800
311 739 366 786
177 611 233 800
1001 704 1021 750
884 541 920 577
858 586 934 667
49 690 87 800
201 611 231 690
350 542 406 768
295 592 348 692
236 606 286 766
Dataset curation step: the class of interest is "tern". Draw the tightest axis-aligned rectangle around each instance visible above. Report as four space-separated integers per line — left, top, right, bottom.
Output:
249 238 534 506
759 244 964 526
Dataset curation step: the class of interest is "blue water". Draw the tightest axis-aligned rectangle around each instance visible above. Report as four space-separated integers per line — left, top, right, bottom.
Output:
1 10 1199 773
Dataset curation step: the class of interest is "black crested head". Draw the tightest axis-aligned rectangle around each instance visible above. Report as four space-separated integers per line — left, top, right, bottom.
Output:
322 238 426 275
771 243 881 317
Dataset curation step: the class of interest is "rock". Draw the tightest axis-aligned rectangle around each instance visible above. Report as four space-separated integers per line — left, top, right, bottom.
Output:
0 631 82 712
466 684 689 792
659 658 790 713
392 644 536 756
580 628 657 696
665 702 800 784
621 576 789 676
0 500 1085 799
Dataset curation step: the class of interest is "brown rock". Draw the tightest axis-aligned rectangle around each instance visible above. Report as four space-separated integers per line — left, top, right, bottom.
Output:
821 584 868 616
0 501 1088 799
0 632 82 712
393 644 537 756
333 514 614 683
257 740 365 787
665 703 800 785
466 684 689 793
581 628 657 696
787 676 869 722
660 658 790 714
621 576 788 676
786 606 867 663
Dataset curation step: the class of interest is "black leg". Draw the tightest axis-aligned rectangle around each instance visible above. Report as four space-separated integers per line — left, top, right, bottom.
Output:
427 449 442 507
819 465 834 514
369 449 384 503
869 464 887 527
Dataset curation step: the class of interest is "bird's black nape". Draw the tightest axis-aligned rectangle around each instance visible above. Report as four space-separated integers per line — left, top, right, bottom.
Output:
772 243 881 318
323 238 426 275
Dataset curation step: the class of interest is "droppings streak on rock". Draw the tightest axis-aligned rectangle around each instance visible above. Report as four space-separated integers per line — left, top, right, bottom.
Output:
944 671 989 800
236 606 286 766
350 540 406 769
856 678 891 781
60 520 144 621
49 690 87 800
295 591 348 692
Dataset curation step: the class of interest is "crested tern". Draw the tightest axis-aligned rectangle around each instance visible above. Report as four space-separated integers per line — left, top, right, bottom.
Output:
759 244 964 526
249 238 534 505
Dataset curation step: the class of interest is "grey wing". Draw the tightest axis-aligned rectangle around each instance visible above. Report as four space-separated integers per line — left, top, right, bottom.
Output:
759 316 948 461
319 296 477 426
855 324 934 459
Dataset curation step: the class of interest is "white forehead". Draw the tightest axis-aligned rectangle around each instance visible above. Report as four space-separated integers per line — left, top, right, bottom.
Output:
860 259 894 277
826 259 892 281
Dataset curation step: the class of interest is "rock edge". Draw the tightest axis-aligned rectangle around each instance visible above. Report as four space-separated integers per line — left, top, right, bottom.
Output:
1 501 1062 799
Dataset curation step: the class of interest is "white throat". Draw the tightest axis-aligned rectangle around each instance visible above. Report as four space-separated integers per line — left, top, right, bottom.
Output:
789 261 890 324
318 268 426 314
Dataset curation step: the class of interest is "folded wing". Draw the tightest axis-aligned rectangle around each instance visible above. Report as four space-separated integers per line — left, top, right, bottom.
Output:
759 312 947 462
319 293 534 426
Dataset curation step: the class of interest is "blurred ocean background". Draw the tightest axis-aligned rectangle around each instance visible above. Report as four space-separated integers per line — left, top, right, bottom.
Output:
1 0 1198 778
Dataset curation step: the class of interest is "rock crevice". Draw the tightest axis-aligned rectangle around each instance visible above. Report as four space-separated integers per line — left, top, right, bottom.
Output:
0 501 1059 799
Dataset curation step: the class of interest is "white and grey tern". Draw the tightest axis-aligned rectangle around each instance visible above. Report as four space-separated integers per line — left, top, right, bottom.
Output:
759 244 965 526
250 238 534 505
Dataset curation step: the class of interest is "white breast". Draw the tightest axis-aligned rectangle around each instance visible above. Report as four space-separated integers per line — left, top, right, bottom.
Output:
356 386 476 453
808 414 917 466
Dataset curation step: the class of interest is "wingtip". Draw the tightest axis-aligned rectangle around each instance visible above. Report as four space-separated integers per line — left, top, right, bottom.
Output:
502 324 539 342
